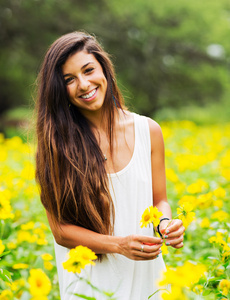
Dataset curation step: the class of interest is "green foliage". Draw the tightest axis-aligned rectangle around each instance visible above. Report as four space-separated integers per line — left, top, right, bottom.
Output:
0 122 230 299
0 268 12 284
0 0 230 120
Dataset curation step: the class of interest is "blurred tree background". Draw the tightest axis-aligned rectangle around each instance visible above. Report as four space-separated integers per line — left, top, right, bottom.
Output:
1 0 230 137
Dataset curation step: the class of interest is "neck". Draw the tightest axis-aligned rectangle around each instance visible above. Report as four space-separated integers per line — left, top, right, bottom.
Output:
86 108 121 133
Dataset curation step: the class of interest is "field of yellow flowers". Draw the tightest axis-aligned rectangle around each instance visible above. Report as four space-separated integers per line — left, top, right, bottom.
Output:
0 121 229 300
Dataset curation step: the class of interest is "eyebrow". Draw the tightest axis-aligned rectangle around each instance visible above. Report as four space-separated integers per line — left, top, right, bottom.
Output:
63 62 94 78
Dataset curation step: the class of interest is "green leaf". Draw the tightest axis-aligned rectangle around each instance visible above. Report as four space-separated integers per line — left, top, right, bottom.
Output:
148 289 169 299
0 269 12 283
207 256 219 260
73 293 97 300
0 251 11 258
202 289 212 296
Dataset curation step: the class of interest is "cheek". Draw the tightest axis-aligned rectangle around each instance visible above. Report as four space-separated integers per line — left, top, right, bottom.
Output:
103 78 107 91
66 85 75 98
101 74 107 91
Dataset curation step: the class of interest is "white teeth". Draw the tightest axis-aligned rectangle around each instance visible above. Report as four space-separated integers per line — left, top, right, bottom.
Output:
80 89 96 99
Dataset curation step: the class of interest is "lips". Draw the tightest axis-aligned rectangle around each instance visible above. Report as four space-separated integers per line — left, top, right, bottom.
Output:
79 88 98 100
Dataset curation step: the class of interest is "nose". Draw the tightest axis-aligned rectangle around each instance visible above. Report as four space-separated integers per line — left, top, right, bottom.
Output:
78 76 90 91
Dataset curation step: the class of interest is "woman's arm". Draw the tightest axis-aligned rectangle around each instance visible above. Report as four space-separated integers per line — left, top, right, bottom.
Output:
46 210 163 260
148 118 185 249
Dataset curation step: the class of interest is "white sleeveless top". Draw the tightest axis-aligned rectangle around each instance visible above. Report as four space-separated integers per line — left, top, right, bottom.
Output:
54 113 166 300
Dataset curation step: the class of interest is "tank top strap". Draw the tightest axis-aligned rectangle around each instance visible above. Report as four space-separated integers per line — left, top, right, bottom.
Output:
133 113 151 161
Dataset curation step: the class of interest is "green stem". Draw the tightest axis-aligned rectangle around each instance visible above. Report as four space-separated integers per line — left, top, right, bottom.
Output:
74 273 115 299
0 220 5 239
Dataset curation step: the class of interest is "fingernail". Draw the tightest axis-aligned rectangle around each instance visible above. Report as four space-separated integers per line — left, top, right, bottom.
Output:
166 230 169 234
166 242 170 246
157 255 159 258
164 235 168 239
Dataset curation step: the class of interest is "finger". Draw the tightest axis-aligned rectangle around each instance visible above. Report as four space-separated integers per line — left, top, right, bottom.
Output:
164 235 184 247
139 243 162 253
136 235 163 245
166 219 183 233
172 242 184 249
133 248 162 260
133 241 162 253
159 220 171 234
163 227 185 239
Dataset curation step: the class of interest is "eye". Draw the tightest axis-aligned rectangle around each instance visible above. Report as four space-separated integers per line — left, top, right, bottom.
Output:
84 67 94 74
64 77 74 85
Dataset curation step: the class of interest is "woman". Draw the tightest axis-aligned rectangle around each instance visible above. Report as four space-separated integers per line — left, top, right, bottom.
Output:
35 31 185 300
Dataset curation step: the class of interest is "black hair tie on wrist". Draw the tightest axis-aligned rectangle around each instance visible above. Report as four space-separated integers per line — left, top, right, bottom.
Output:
157 218 170 238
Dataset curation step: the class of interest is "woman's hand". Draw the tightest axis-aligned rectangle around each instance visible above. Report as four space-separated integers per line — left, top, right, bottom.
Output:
118 235 163 261
159 219 185 249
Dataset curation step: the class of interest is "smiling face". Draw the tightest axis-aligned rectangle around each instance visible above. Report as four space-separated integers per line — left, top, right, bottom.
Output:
62 50 107 118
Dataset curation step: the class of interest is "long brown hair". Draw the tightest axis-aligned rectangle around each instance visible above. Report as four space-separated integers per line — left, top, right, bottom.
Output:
35 32 125 257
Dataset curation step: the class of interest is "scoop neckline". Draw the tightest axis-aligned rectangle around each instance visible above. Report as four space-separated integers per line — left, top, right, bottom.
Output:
108 113 137 178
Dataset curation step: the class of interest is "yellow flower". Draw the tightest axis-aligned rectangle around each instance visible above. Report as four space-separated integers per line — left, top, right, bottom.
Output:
33 228 48 245
178 195 196 207
200 217 210 228
222 242 230 252
6 242 17 250
222 169 230 181
166 168 179 183
17 230 37 244
33 227 45 237
193 284 203 294
196 192 213 209
0 240 5 255
159 261 206 288
28 269 51 297
0 290 13 299
40 223 49 231
187 179 209 194
140 206 163 228
41 253 53 261
5 136 23 149
7 278 25 292
162 286 187 300
222 250 230 263
213 187 226 198
20 161 35 180
13 263 29 269
219 279 230 296
161 243 169 255
63 245 97 274
174 182 186 195
0 192 14 220
44 261 53 271
177 202 196 228
0 148 7 162
21 221 35 230
213 199 223 208
209 232 229 250
31 297 48 300
37 238 48 246
211 210 229 222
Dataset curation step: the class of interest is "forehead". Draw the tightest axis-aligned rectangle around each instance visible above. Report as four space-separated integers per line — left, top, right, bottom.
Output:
62 51 98 73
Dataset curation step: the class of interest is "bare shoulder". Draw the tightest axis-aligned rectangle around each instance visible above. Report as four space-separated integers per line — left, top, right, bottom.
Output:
146 117 165 152
147 117 163 139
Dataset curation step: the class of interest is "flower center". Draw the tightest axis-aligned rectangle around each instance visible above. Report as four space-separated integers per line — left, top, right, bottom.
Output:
36 279 42 287
144 215 150 222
